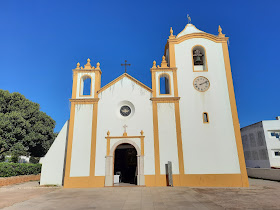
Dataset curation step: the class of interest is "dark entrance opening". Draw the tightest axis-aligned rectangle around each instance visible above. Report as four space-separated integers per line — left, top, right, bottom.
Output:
114 143 137 185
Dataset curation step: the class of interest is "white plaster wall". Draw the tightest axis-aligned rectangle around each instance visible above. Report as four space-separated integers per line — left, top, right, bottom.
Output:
76 72 96 99
175 38 240 174
96 76 154 176
155 71 174 97
40 121 68 186
70 104 93 177
263 120 280 167
240 122 270 168
157 103 179 174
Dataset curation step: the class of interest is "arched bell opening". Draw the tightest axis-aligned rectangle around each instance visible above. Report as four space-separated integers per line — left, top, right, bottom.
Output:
192 45 207 71
113 143 137 186
80 75 92 96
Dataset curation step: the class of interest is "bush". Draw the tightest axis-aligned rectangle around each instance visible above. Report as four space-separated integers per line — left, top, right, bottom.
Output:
29 157 40 164
0 162 41 177
11 156 19 163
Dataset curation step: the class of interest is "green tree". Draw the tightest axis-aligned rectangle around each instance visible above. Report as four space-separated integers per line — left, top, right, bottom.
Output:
0 90 56 159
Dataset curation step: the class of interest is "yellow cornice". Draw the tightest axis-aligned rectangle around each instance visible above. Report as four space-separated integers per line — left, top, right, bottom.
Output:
105 135 145 139
150 97 180 102
69 98 99 104
168 33 228 44
97 73 152 94
73 69 102 74
150 67 177 72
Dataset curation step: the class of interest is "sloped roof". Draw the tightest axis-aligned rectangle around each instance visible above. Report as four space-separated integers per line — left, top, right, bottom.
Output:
97 73 152 94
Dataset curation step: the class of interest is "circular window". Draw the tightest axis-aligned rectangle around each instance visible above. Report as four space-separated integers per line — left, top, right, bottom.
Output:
120 105 131 117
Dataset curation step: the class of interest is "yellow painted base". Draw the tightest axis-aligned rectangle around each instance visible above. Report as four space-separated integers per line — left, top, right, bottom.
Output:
64 176 105 188
64 174 248 188
145 174 248 187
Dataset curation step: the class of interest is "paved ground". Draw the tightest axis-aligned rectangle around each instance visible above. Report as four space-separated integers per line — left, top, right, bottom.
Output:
1 178 280 209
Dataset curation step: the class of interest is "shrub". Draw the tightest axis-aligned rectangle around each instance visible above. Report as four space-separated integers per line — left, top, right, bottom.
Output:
0 162 41 177
29 157 40 164
11 156 19 163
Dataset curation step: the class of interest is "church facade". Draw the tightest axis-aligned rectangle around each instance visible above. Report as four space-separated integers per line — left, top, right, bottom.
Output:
40 22 249 188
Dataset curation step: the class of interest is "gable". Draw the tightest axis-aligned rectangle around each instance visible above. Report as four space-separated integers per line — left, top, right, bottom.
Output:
97 73 152 94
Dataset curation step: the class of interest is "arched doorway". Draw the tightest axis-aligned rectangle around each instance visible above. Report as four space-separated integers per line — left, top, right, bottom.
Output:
114 143 137 186
104 139 144 187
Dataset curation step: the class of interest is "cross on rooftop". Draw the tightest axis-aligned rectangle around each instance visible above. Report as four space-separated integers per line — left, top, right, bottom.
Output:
121 60 131 73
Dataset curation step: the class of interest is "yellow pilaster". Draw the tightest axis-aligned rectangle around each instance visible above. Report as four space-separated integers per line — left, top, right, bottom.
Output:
222 42 249 187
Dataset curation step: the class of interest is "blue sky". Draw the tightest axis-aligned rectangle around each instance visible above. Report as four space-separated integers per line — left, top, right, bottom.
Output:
0 0 279 132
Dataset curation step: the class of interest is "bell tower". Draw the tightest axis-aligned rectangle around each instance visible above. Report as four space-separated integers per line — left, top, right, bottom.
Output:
150 45 184 186
71 58 101 100
64 58 103 188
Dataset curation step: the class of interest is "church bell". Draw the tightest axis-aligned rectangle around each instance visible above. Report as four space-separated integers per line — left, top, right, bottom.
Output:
194 56 202 65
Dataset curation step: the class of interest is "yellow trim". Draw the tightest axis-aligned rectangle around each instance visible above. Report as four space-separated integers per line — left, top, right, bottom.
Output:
169 33 228 44
105 135 145 139
145 174 244 187
152 101 160 185
63 102 76 187
174 102 185 181
71 72 78 99
89 103 98 178
150 67 177 72
193 76 210 92
69 98 99 104
64 176 105 188
158 73 172 95
192 45 208 72
150 97 180 102
94 72 99 98
97 73 152 94
168 42 176 68
73 69 102 74
106 138 110 156
203 112 209 124
151 72 157 97
141 136 144 156
222 42 249 187
172 70 179 97
79 74 93 97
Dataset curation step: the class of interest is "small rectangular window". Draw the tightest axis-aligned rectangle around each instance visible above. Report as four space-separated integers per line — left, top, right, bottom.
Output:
275 151 280 156
203 112 209 123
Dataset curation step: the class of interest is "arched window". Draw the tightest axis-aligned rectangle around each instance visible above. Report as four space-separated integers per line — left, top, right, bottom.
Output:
203 112 209 123
159 74 170 94
80 75 91 96
192 45 207 71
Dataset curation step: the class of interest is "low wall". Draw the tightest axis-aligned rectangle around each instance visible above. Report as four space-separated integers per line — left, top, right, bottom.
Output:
247 168 280 181
0 174 41 187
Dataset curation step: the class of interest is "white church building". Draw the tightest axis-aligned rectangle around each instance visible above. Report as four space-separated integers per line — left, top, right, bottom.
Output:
40 22 249 188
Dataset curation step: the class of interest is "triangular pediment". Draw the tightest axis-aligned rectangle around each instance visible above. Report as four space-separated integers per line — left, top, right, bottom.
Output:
97 73 152 94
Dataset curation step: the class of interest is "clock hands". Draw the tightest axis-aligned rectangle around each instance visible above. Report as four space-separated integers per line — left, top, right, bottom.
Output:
199 81 208 86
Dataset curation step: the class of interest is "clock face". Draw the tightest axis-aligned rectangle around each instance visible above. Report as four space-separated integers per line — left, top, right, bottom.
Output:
193 76 210 92
120 105 131 117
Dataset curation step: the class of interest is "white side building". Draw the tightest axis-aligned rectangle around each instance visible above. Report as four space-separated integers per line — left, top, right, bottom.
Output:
241 117 280 168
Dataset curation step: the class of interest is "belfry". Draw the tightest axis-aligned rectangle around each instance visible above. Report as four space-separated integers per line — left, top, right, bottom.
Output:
40 21 249 188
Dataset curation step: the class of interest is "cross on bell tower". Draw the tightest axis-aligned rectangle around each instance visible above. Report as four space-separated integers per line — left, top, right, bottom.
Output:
121 60 131 73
